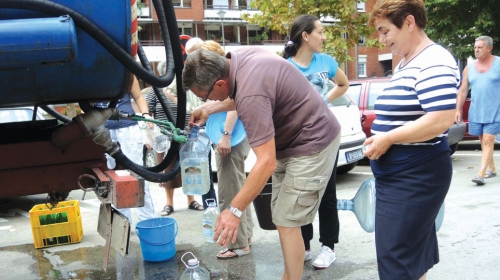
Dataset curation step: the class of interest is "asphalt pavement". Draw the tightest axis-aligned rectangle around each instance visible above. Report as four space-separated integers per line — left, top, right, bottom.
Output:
0 141 499 280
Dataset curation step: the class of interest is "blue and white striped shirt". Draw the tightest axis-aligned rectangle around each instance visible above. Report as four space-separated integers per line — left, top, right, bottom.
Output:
371 44 460 145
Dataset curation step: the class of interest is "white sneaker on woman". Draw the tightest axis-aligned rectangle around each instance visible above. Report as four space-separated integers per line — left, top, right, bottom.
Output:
304 249 312 261
312 245 336 268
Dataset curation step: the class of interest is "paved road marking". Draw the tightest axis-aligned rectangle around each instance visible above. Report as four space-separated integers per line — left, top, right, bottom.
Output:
0 226 12 231
0 218 8 223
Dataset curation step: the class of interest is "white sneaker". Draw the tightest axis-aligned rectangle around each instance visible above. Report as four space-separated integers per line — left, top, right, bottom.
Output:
304 249 312 262
312 246 336 269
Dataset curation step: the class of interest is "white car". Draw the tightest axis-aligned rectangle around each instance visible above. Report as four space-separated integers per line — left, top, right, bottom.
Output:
327 93 366 173
210 92 366 175
0 107 46 123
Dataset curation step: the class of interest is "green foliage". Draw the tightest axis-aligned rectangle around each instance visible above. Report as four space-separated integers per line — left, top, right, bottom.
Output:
60 107 82 116
261 31 269 41
137 0 145 16
426 0 500 59
241 0 377 63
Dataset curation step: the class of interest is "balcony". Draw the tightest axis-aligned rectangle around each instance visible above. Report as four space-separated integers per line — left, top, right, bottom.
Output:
203 5 260 21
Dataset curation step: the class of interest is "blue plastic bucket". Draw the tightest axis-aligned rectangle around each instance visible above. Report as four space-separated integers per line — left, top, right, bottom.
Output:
136 217 178 262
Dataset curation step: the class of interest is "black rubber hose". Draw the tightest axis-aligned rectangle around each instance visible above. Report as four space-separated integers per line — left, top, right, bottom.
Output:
158 0 186 131
110 148 180 182
0 0 175 88
40 105 71 123
137 42 176 124
137 0 186 173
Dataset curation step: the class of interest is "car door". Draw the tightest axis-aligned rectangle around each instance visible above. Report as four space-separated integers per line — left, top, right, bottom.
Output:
362 81 387 138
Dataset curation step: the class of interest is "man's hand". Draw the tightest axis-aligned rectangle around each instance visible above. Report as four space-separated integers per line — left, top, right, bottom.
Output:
189 107 209 127
214 209 241 246
217 136 231 157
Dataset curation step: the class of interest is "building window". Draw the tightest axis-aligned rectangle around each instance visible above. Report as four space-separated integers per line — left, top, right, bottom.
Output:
178 27 192 36
173 0 191 8
358 55 367 77
358 36 366 45
207 30 220 40
357 2 365 12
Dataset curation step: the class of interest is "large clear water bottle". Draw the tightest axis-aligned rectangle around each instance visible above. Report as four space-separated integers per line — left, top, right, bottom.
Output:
203 199 219 243
198 127 211 156
180 126 210 195
337 178 376 233
179 252 210 280
144 124 169 153
435 202 445 231
338 178 446 233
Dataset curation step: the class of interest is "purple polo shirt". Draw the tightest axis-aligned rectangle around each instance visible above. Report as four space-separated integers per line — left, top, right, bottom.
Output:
226 48 340 160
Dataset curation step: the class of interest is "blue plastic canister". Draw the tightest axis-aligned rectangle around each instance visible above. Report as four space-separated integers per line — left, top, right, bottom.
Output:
0 0 132 107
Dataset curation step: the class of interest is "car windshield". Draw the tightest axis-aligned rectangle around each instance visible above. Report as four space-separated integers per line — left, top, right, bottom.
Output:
346 84 362 106
368 82 388 110
0 108 39 123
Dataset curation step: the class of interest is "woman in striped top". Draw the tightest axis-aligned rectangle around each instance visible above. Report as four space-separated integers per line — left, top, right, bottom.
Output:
366 1 460 279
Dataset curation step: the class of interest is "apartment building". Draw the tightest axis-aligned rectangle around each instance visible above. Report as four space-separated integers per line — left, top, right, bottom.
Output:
138 0 399 79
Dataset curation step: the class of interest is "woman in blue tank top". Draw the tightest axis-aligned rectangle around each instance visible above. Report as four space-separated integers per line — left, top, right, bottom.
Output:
282 14 349 269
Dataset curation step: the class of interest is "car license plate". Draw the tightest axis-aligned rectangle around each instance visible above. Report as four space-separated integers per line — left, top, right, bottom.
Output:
346 149 364 163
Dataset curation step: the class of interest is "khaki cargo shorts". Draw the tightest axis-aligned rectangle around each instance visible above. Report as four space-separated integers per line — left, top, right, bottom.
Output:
271 136 340 227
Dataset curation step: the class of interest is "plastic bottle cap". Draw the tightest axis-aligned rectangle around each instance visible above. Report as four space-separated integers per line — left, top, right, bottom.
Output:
187 259 199 266
189 127 199 139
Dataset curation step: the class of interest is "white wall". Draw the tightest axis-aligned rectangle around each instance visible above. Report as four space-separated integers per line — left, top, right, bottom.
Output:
142 44 284 62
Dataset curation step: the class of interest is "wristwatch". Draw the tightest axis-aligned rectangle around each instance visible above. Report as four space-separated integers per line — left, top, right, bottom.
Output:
227 206 242 218
223 131 231 137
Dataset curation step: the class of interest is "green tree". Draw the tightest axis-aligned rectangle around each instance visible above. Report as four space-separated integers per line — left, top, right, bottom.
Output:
242 0 378 63
426 0 500 60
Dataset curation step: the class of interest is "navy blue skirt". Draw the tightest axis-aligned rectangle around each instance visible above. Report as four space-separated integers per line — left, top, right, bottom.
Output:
371 141 452 280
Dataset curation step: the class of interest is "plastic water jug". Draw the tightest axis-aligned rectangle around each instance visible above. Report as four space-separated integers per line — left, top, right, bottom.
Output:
180 127 210 195
179 252 210 280
203 199 219 243
435 202 445 231
337 178 376 233
141 123 170 153
198 127 211 155
337 178 446 233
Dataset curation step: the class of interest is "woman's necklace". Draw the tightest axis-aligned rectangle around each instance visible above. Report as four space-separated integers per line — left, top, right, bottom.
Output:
403 38 428 64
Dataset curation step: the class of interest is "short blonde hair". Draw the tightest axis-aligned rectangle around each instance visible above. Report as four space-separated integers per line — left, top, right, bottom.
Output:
201 40 225 56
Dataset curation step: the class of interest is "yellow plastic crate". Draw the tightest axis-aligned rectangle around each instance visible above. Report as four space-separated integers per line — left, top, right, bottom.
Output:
29 200 83 249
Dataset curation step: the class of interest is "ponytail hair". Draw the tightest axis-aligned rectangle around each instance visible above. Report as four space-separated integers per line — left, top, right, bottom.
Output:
283 40 296 59
282 14 320 59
